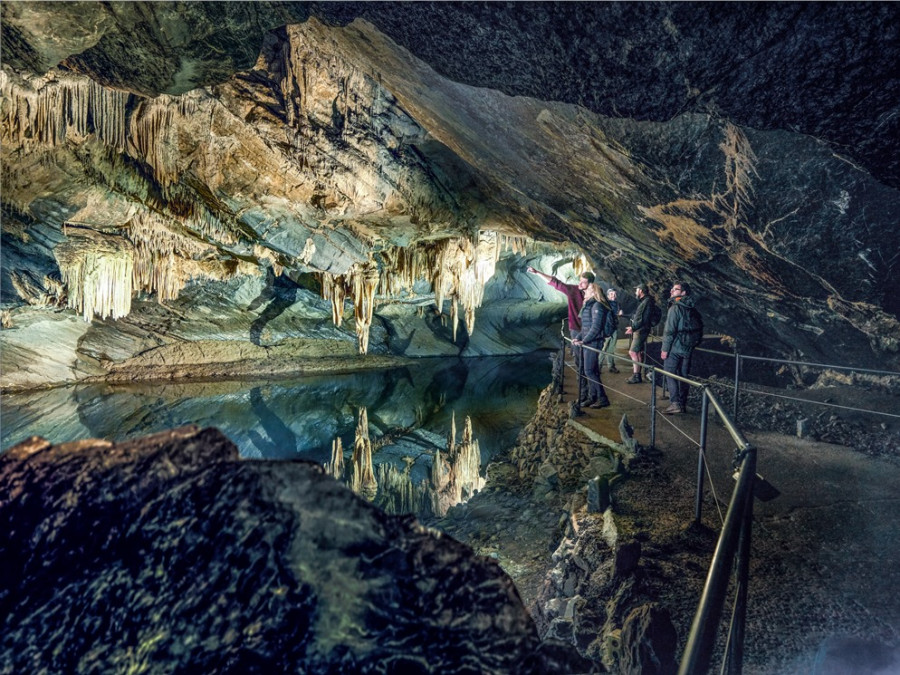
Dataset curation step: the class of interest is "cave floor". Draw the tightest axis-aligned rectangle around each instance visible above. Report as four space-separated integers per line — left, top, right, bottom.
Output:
433 357 900 674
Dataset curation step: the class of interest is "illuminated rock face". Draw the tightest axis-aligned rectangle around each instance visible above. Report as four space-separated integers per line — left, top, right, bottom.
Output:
2 4 899 380
0 427 583 673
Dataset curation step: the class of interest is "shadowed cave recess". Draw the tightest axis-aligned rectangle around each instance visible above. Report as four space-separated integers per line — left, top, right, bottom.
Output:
2 2 900 673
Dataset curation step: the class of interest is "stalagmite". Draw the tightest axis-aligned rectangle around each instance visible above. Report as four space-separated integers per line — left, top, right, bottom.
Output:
350 407 377 501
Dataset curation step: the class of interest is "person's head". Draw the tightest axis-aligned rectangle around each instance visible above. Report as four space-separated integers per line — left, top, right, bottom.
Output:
607 288 617 301
635 284 649 299
670 281 690 299
577 270 595 291
584 282 602 300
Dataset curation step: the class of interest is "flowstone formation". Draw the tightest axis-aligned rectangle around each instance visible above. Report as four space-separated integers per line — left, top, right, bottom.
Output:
2 4 900 387
0 426 590 674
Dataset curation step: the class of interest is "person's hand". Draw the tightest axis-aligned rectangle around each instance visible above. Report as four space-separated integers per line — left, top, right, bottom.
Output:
625 327 633 335
661 351 668 360
572 339 582 345
527 266 536 274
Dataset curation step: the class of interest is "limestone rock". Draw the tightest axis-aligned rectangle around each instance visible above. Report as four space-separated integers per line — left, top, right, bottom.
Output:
0 426 570 673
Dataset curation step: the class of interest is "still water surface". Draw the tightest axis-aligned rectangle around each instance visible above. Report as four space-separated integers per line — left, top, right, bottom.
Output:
1 353 553 466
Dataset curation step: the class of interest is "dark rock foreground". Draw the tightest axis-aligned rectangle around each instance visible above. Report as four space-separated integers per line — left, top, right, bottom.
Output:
0 426 588 674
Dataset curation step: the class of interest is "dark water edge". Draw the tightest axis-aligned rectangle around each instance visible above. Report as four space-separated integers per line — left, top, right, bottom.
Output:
1 353 554 466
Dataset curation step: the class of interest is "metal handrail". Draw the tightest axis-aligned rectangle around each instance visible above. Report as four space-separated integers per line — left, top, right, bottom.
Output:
561 330 759 674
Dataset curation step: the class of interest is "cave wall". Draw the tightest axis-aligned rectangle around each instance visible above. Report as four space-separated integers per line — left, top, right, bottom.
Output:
2 2 899 383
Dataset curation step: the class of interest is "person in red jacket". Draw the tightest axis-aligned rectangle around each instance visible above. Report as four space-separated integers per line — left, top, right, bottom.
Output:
528 265 595 402
527 266 595 335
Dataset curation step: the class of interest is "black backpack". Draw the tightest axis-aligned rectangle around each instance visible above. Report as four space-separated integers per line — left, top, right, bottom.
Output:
648 300 663 328
682 306 704 348
603 308 619 338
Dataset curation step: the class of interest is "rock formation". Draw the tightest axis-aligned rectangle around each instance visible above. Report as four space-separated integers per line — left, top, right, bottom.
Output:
0 425 592 673
2 3 900 389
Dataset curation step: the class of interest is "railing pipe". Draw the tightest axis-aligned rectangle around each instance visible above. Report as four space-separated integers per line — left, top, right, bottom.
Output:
678 444 756 675
704 392 752 449
724 479 754 675
695 388 710 524
733 350 741 422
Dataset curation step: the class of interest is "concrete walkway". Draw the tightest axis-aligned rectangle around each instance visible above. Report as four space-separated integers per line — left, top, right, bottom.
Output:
565 350 900 674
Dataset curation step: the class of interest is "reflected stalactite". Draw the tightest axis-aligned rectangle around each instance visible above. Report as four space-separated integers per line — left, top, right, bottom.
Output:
326 437 344 480
350 407 377 501
431 412 485 518
326 408 484 518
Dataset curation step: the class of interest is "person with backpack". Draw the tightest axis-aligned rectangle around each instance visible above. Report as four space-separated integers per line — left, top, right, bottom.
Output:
660 281 703 414
571 283 612 408
599 288 622 373
624 284 660 384
527 265 595 402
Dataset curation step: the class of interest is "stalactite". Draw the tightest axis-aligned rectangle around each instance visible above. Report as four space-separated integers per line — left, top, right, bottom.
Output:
128 210 210 303
0 72 128 151
320 272 347 326
320 259 379 354
351 260 379 355
54 228 134 322
350 407 377 501
573 253 591 278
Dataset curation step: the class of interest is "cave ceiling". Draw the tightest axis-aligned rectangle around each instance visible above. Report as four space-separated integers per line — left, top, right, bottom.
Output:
1 1 899 371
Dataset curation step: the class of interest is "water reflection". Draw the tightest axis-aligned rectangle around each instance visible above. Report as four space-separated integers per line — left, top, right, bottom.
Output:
1 354 552 473
328 407 486 518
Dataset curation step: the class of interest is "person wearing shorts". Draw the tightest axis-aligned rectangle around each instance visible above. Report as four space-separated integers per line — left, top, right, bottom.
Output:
625 284 655 383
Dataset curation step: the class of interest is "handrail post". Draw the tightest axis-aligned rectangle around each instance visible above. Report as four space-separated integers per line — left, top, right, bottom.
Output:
695 388 710 525
650 367 657 450
733 348 741 423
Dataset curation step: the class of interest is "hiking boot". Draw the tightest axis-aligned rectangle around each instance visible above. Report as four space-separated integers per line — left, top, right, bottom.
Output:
663 403 684 415
609 366 619 373
626 374 642 384
590 399 611 409
579 398 593 407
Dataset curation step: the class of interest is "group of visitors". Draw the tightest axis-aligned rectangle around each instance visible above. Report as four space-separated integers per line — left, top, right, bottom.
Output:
527 265 704 415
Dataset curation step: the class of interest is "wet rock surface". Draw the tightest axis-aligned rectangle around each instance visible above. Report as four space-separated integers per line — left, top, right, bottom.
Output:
0 426 589 674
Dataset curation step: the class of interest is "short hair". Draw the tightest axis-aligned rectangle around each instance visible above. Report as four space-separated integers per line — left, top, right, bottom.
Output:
635 284 649 294
580 271 596 283
676 281 692 295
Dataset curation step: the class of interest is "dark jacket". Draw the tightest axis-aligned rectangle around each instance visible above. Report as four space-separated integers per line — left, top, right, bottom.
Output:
661 295 700 355
630 295 656 333
579 298 611 346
